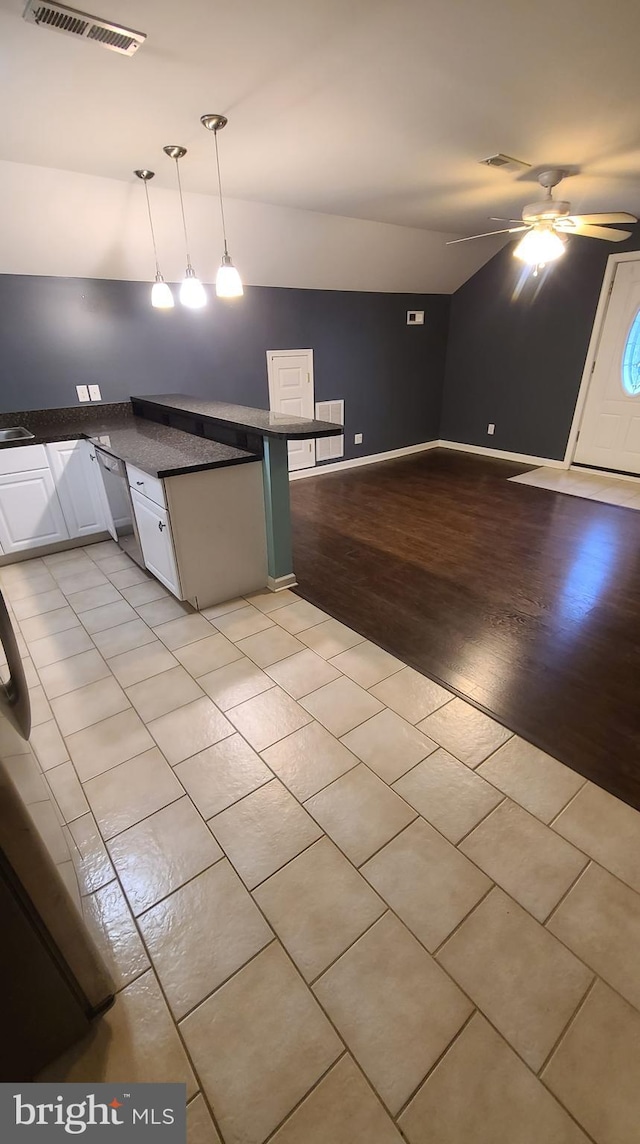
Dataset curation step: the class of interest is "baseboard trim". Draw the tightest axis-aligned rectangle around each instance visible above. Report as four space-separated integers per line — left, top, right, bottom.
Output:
288 438 567 481
288 440 440 480
437 440 567 469
267 573 298 591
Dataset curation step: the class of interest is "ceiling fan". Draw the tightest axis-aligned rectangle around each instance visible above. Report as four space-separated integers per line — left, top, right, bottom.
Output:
447 168 637 272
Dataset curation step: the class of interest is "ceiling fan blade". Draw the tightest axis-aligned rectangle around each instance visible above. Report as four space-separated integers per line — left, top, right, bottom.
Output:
566 223 632 241
490 217 525 223
569 212 637 225
446 226 529 245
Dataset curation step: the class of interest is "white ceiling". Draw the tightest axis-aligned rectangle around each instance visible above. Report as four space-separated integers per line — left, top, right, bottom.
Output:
1 0 639 236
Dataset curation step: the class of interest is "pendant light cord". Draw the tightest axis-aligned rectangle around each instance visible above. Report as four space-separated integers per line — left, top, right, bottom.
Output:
213 129 229 257
142 181 161 276
174 158 193 268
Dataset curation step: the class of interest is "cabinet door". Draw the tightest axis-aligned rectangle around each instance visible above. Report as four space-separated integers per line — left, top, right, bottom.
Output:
0 470 69 553
130 489 181 597
46 441 106 539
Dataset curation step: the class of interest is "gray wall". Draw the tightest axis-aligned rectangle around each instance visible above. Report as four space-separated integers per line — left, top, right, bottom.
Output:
0 277 450 461
441 224 640 460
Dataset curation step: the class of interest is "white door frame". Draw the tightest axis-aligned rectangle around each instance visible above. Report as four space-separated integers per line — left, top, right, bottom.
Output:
565 249 640 467
266 348 315 470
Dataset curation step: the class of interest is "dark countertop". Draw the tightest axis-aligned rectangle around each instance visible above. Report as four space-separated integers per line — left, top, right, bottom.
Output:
133 394 343 440
0 404 259 478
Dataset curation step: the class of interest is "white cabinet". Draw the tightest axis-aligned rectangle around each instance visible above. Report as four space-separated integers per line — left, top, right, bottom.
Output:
130 488 181 596
0 468 69 554
46 441 106 539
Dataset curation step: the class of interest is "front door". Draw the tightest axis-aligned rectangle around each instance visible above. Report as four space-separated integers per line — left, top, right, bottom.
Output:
266 349 315 472
575 258 640 474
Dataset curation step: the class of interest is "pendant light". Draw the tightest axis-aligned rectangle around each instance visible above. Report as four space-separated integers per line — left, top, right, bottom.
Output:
134 169 174 309
201 114 244 298
163 145 207 309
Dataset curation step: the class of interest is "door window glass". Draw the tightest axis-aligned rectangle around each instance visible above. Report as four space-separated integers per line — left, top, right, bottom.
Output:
622 310 640 395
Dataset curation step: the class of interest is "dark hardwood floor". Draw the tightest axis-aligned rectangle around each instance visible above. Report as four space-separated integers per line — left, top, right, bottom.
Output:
291 449 640 810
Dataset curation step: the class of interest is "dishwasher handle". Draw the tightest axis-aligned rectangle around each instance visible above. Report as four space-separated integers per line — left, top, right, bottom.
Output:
95 447 127 479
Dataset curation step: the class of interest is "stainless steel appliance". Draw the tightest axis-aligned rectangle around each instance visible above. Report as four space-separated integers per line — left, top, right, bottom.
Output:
94 447 144 568
0 589 114 1080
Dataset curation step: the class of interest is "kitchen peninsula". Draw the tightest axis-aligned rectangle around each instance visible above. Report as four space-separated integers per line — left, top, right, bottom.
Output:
0 396 341 604
131 394 341 591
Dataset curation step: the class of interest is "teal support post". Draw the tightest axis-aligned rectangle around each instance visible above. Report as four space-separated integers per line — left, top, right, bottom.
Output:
262 437 296 590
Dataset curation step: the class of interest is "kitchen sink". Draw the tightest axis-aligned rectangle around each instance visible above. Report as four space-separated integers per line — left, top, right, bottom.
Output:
0 427 35 442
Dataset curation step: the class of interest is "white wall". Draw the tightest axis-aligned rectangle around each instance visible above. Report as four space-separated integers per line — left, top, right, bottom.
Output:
0 160 502 294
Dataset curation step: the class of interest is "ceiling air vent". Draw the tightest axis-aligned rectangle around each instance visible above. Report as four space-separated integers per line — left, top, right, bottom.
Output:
479 154 531 172
23 0 146 56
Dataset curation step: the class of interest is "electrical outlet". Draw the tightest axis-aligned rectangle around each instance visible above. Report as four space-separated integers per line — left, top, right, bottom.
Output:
487 423 495 435
88 384 102 402
354 433 363 445
76 385 90 402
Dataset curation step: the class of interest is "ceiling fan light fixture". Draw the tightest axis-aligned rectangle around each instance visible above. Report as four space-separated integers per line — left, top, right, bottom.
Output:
513 226 566 267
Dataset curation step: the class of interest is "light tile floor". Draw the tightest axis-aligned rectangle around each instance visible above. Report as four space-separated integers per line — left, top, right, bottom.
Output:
510 465 640 509
2 540 640 1142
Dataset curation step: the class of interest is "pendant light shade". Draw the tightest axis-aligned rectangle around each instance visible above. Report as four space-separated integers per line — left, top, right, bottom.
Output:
134 169 174 310
201 114 244 299
151 277 174 309
163 145 206 309
216 254 243 299
180 267 208 309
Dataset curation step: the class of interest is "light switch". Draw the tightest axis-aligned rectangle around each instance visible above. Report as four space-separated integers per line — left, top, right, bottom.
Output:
76 385 90 402
88 384 102 401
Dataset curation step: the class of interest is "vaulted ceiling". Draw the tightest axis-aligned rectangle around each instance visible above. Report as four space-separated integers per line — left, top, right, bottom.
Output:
1 0 639 237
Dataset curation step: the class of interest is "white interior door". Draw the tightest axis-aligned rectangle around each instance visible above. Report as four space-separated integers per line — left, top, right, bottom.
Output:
575 258 640 474
266 349 315 471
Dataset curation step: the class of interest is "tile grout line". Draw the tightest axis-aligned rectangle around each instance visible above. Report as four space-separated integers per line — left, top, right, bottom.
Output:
537 974 599 1079
542 859 592 927
548 782 588 828
392 1007 478 1123
306 907 391 988
258 1050 349 1144
430 883 497 959
451 793 508 847
173 938 279 1025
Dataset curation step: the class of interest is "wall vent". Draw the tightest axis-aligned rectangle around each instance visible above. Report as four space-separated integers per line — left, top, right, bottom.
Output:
23 0 146 55
315 400 345 463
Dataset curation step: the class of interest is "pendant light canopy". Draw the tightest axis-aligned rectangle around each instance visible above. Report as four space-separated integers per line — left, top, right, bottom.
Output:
134 169 174 309
201 114 244 299
163 145 207 309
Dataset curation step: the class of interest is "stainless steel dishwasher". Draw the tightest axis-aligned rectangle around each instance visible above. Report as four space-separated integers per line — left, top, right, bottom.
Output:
94 447 144 568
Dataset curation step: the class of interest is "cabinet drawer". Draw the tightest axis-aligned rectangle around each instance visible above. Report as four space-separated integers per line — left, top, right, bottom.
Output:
126 463 166 509
0 444 48 475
